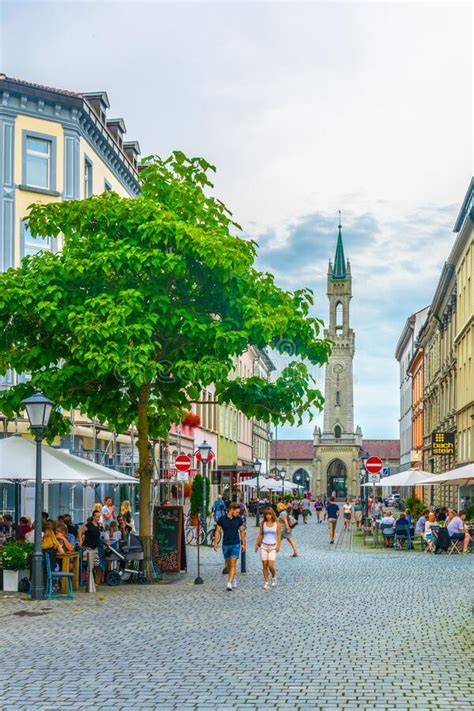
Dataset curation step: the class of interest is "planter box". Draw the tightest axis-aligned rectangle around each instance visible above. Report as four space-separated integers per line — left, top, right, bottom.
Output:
2 569 29 592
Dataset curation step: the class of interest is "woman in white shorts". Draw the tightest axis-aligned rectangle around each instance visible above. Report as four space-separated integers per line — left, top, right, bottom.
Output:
255 508 281 590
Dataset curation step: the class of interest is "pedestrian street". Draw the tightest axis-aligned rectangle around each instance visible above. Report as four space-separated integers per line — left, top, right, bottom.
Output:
1 514 472 711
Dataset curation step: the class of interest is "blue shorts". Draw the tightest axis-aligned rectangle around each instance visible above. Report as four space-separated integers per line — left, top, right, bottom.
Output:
223 544 240 560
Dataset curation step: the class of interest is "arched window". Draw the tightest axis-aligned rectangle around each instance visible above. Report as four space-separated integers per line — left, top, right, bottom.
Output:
334 425 341 439
335 302 343 333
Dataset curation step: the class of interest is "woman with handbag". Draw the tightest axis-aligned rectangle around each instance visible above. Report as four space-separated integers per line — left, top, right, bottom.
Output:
277 503 298 557
255 508 282 589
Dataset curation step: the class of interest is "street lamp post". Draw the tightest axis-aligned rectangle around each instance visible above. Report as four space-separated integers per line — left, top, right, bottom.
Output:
279 467 286 500
194 440 212 586
253 457 262 527
21 390 55 601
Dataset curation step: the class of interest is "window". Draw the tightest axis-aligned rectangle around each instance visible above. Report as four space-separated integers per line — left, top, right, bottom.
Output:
335 302 343 333
84 157 93 197
336 391 340 406
21 222 53 257
24 133 54 190
104 179 112 192
334 425 342 439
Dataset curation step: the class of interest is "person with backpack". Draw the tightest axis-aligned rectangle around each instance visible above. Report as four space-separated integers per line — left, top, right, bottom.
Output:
212 494 227 522
277 502 298 557
255 507 282 589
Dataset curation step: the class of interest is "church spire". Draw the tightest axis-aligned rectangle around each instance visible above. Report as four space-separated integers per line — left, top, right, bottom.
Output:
332 211 347 280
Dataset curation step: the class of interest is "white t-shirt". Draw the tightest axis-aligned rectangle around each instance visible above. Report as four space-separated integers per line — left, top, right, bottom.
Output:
343 503 352 514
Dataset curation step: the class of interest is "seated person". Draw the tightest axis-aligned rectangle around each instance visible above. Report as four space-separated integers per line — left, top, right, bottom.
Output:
380 511 396 547
63 513 79 539
423 512 437 552
395 512 411 546
17 516 33 542
415 510 429 537
437 507 448 522
42 519 65 554
404 510 413 527
107 521 122 547
0 513 16 540
447 510 471 553
55 522 75 552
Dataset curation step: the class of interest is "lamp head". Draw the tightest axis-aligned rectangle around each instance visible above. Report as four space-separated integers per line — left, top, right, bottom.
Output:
253 458 262 475
198 440 212 464
21 390 55 432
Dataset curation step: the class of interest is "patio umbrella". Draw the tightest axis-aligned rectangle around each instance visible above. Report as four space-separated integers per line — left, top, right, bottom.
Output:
239 476 281 491
369 469 433 488
0 435 138 484
415 464 474 487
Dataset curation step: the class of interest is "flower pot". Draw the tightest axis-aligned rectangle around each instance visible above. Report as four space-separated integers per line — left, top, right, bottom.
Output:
189 514 199 527
2 568 29 592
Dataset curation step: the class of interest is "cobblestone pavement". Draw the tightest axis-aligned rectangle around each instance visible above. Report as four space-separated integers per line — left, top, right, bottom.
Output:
1 515 472 710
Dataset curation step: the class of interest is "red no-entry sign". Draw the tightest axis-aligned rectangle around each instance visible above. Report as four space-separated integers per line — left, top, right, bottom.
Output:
175 454 192 472
365 456 383 474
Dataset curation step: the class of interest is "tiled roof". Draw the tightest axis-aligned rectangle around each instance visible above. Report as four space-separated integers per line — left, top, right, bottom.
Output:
270 440 313 460
0 74 80 97
362 439 400 460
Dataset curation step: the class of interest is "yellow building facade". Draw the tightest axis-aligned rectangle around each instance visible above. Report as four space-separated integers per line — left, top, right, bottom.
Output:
453 180 474 475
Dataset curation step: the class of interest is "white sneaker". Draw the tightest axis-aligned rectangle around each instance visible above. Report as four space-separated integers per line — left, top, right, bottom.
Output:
263 581 269 590
271 578 277 587
226 583 232 592
231 578 237 589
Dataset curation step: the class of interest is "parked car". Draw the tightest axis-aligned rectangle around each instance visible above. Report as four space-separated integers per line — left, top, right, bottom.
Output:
385 493 402 508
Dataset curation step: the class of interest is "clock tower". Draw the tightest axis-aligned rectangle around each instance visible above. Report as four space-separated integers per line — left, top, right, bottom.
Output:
313 215 362 498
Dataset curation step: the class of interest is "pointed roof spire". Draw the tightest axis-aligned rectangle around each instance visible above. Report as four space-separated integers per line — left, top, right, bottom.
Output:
332 211 347 279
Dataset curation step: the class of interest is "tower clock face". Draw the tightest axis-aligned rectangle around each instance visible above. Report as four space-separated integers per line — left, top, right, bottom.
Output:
332 363 344 374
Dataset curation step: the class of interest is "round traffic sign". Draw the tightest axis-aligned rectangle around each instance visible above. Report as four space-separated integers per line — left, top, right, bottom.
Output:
175 454 192 472
365 456 383 474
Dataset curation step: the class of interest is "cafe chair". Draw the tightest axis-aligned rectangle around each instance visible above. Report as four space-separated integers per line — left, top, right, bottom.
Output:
45 551 74 600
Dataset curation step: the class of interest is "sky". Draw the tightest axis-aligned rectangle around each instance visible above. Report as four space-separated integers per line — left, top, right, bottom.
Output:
1 1 472 440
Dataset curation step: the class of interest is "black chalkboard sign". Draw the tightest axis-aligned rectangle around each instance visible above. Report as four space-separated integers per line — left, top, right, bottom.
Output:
153 506 187 573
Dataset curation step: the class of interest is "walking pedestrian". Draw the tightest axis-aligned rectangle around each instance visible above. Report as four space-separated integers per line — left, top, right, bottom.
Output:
213 503 246 591
322 495 328 521
314 497 324 523
255 507 281 589
212 494 227 522
326 496 339 544
277 503 298 557
300 496 311 524
342 498 353 530
353 498 364 530
291 498 301 523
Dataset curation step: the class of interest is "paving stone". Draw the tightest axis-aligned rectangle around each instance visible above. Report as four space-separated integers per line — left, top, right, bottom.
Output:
0 517 471 710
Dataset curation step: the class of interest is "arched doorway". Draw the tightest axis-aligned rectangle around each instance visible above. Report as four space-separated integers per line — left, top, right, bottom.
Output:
327 459 347 498
293 468 310 492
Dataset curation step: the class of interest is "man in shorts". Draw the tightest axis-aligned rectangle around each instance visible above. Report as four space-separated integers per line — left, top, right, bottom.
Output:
214 503 246 591
326 496 339 544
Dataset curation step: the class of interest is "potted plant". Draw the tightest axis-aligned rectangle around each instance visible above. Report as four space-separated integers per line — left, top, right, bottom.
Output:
190 474 211 525
1 542 33 591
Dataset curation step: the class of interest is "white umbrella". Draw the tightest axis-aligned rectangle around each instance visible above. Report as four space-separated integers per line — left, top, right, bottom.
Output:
416 464 474 487
239 476 281 491
368 469 433 488
283 481 302 492
0 435 138 484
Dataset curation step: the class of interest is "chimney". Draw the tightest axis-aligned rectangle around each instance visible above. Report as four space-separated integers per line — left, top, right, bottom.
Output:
81 91 110 124
106 118 126 148
123 140 141 171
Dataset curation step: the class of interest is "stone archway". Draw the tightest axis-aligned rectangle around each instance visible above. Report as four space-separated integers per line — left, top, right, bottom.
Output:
327 459 347 498
293 468 311 492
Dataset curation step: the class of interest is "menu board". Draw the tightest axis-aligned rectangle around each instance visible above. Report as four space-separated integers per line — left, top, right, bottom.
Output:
152 505 186 573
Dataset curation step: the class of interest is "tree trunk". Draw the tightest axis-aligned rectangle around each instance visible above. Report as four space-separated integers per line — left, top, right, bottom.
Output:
136 384 158 579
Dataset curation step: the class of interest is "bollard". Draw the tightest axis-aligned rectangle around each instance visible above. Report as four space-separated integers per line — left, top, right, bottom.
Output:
240 547 246 573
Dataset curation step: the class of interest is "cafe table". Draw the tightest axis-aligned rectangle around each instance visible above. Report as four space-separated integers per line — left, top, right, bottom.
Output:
56 552 80 593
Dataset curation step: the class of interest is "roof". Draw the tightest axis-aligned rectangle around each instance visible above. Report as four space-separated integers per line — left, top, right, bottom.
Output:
270 440 313 460
453 177 474 233
0 73 80 97
331 219 347 280
362 439 400 460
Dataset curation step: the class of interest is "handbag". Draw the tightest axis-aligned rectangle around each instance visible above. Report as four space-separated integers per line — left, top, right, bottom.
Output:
288 514 298 528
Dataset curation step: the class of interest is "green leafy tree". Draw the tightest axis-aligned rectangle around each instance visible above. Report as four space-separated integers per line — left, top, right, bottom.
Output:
0 152 331 572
